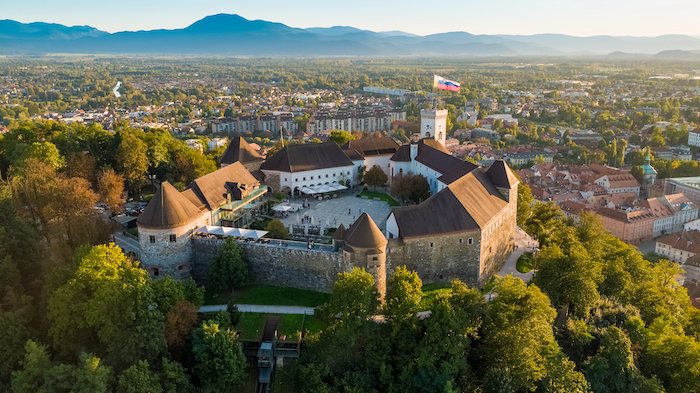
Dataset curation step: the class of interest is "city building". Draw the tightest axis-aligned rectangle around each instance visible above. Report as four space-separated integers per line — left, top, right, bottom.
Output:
137 162 267 278
596 207 655 245
260 143 356 195
655 230 700 264
688 128 700 147
212 113 297 134
506 152 554 166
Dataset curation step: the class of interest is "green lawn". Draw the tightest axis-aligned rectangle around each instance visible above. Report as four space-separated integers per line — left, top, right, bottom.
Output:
357 190 400 206
277 314 303 341
204 284 330 307
516 252 534 273
235 312 268 341
234 312 326 342
302 315 325 334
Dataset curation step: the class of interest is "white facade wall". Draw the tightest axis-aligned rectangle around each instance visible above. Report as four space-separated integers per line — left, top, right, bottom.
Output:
673 207 699 232
684 218 700 232
263 165 356 193
386 213 400 239
655 242 695 264
653 217 674 236
363 155 393 179
688 131 700 147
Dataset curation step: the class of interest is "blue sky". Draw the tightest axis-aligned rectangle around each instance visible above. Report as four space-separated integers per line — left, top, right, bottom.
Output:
2 0 699 37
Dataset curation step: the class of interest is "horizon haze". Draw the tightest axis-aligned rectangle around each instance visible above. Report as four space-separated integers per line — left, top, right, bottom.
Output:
2 0 700 37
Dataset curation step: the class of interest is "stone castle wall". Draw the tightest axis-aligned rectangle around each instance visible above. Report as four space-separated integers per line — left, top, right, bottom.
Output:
479 203 517 282
191 237 348 293
138 211 210 279
386 230 482 286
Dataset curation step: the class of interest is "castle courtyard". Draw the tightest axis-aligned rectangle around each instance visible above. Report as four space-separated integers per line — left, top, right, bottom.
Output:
276 190 393 233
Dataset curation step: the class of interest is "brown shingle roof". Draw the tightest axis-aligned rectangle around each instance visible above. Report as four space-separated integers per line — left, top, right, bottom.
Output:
390 168 507 238
342 137 400 157
390 145 411 162
220 137 263 166
419 138 450 154
415 141 466 175
260 143 354 173
597 207 655 223
344 213 387 249
137 181 203 229
333 223 347 241
437 161 478 184
342 148 365 161
657 230 700 254
486 160 519 189
187 162 260 210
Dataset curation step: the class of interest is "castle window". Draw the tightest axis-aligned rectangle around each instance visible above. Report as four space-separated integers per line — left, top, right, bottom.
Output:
430 242 434 248
310 176 314 180
303 177 306 181
333 173 336 177
458 238 463 244
149 235 156 244
372 257 378 261
151 267 159 276
326 174 328 177
296 179 298 182
170 235 176 243
284 178 287 181
468 238 474 245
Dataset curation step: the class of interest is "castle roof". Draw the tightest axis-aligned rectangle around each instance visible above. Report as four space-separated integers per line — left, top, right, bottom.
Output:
260 143 353 173
390 168 508 238
342 148 364 161
342 137 400 157
220 137 263 166
486 160 519 189
344 213 387 249
413 139 469 179
390 145 411 162
418 138 450 154
333 223 347 241
187 161 260 210
137 181 203 229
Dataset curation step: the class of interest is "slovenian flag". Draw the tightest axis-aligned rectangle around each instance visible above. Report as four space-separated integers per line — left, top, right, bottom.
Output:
434 74 460 92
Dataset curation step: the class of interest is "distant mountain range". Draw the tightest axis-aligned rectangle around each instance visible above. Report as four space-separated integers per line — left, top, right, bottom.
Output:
2 14 700 58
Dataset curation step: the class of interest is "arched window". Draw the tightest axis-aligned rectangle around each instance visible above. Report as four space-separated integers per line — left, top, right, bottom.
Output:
438 132 442 140
425 132 431 138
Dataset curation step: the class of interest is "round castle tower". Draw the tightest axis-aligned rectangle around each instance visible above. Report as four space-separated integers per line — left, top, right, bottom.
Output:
341 213 388 300
136 181 209 278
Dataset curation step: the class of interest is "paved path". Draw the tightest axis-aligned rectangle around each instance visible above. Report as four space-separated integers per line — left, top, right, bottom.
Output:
495 226 538 283
486 227 538 301
200 304 315 315
277 190 393 231
113 231 140 257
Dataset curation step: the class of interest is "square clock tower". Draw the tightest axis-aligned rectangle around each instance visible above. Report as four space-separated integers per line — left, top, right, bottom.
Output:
420 108 448 147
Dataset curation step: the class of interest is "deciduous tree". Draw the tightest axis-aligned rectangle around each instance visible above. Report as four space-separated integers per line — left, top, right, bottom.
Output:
208 237 250 293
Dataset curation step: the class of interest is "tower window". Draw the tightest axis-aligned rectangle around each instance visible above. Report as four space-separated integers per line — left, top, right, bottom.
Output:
468 237 474 245
430 242 434 248
458 238 463 244
169 235 176 243
149 235 156 243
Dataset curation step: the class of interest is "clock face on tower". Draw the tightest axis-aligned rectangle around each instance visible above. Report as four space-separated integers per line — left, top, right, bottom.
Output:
425 123 432 131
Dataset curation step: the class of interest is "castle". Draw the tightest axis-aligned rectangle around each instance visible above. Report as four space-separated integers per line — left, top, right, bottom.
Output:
137 109 518 295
